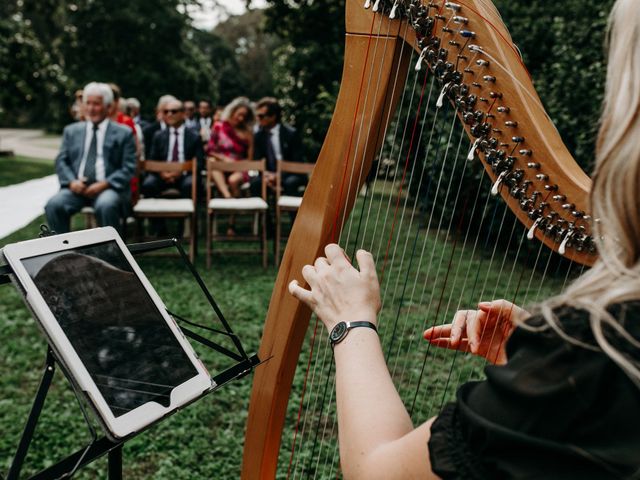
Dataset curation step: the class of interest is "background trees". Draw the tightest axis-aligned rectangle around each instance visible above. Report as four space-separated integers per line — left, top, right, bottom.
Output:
1 0 615 168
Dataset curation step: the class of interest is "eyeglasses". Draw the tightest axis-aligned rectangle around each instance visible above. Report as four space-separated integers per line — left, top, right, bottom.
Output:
163 109 183 115
257 113 269 119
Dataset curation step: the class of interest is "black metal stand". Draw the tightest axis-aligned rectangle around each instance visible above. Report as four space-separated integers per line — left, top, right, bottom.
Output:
0 234 261 480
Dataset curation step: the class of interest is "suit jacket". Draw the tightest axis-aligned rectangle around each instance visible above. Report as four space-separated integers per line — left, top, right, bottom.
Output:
254 123 304 172
142 121 163 159
55 120 136 193
149 126 205 171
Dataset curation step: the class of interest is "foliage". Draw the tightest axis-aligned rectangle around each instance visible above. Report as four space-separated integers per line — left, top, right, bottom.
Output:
213 9 283 104
264 0 347 157
1 0 247 129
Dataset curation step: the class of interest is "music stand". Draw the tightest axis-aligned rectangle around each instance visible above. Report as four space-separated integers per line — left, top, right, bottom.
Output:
0 226 261 480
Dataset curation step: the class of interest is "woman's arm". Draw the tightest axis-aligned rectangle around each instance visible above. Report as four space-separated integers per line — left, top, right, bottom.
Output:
289 245 440 480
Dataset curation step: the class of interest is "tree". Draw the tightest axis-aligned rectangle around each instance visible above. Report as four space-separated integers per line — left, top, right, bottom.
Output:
264 0 346 158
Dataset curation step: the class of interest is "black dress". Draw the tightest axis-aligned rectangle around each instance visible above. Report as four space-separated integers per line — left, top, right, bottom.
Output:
428 303 640 479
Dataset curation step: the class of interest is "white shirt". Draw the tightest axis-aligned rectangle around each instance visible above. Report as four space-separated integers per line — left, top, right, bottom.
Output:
270 123 283 161
167 125 185 162
78 118 109 181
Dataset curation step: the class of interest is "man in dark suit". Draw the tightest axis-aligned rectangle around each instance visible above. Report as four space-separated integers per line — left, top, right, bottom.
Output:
142 94 178 160
45 82 136 234
143 98 204 198
250 97 306 197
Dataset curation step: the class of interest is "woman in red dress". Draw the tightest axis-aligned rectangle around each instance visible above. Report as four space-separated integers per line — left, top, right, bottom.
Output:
206 96 255 200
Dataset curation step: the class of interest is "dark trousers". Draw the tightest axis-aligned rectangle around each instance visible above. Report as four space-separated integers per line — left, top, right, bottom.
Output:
44 188 128 234
141 173 194 198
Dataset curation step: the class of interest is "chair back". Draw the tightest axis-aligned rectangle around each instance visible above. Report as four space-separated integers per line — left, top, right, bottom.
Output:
276 161 315 201
139 159 197 202
206 157 267 201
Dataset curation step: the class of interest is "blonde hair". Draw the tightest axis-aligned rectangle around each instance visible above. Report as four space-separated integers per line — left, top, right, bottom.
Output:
221 96 255 130
537 0 640 385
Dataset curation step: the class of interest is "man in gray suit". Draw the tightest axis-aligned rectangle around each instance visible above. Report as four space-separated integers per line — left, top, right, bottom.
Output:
45 82 136 234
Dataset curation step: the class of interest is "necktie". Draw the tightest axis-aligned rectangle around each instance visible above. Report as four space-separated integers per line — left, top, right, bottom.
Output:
84 123 98 183
171 129 179 162
265 129 277 171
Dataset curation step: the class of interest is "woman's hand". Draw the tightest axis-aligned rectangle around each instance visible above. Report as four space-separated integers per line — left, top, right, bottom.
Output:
423 300 529 365
288 244 382 332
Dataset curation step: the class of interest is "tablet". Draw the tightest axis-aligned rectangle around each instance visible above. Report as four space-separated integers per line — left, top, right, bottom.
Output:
2 227 212 439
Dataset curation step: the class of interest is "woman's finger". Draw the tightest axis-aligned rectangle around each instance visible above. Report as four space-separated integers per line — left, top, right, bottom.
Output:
325 244 351 268
356 249 377 280
451 310 472 347
288 280 315 307
466 309 488 351
314 256 329 271
424 324 453 341
301 264 319 287
428 338 470 352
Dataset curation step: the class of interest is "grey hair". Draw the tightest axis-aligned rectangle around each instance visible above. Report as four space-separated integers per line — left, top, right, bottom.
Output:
536 0 640 387
127 97 141 110
156 94 178 111
221 96 255 129
82 82 113 106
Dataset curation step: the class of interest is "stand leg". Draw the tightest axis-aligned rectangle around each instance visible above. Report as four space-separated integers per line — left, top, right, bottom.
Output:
7 350 55 480
108 445 123 480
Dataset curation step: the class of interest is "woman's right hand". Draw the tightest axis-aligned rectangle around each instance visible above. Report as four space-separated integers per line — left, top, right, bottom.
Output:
423 300 529 365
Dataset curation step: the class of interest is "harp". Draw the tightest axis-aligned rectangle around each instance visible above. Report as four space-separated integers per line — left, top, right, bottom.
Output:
242 0 595 478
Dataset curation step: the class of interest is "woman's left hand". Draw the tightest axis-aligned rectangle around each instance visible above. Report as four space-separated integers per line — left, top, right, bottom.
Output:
288 244 382 333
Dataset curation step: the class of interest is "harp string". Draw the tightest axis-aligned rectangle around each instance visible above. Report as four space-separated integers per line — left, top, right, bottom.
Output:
282 1 583 476
289 11 405 478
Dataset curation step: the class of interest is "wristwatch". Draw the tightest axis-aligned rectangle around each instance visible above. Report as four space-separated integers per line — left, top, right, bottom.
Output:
329 321 378 348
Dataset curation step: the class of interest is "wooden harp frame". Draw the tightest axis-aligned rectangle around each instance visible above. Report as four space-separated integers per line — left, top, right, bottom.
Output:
242 1 594 478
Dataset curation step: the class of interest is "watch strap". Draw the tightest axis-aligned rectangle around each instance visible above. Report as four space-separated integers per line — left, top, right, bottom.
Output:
330 320 377 347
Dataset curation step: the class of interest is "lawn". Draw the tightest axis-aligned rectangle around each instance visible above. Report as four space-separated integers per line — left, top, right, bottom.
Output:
0 156 54 187
0 169 581 478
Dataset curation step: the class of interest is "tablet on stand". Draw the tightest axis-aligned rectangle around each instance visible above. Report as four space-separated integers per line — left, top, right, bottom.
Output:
0 226 260 480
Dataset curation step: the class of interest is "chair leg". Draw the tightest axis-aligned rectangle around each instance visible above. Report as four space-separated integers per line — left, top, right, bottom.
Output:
206 212 212 269
189 215 196 263
261 211 267 269
275 207 281 268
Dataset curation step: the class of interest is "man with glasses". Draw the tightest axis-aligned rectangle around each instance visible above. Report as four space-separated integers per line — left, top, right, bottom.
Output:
143 99 204 199
250 97 306 197
143 94 178 160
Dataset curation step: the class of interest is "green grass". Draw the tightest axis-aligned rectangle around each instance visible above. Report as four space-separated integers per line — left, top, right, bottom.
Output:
0 181 581 478
0 156 54 187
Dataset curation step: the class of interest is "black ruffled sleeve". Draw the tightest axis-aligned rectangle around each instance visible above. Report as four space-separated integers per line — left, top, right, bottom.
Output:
427 307 640 480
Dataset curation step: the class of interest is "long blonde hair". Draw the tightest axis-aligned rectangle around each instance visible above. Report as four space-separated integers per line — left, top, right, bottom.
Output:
538 0 640 385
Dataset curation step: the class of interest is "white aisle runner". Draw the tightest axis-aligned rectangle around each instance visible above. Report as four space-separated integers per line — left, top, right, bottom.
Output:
0 175 59 240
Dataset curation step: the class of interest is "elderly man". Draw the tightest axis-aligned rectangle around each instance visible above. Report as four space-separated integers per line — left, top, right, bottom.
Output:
144 98 204 198
143 94 178 159
45 82 136 234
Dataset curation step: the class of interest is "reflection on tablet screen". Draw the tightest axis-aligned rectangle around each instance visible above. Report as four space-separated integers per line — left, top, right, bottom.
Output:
22 241 197 417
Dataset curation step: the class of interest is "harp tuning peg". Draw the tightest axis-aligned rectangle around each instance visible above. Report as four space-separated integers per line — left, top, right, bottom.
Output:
415 47 428 71
389 1 399 18
491 171 508 196
364 0 372 8
559 229 575 255
437 82 453 109
467 137 481 161
372 0 381 12
527 217 543 240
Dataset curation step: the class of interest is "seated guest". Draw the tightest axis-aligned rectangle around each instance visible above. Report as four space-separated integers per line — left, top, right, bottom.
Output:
197 99 214 143
251 97 306 197
127 97 146 128
45 82 136 234
206 96 255 200
184 100 198 130
143 99 204 199
143 94 178 160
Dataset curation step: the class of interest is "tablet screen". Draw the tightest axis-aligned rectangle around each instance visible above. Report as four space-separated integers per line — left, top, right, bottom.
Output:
21 241 198 417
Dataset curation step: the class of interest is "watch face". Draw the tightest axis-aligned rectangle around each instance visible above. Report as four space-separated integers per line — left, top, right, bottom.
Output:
330 322 348 344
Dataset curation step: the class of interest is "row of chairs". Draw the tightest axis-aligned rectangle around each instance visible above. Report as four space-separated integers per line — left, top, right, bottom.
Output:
126 156 313 267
